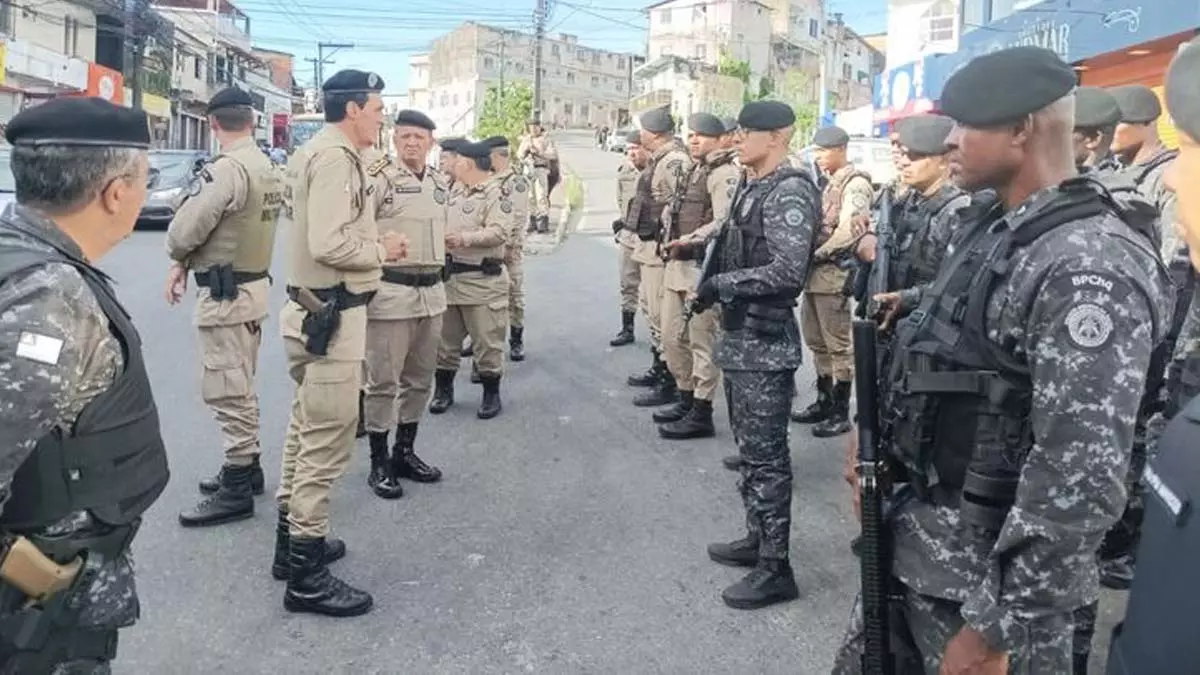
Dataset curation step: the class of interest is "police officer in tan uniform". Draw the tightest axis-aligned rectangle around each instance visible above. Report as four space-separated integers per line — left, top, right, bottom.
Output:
483 135 531 362
165 87 283 527
625 106 692 408
276 70 407 617
655 113 739 439
610 129 645 347
429 141 510 419
360 109 446 501
517 119 558 233
792 125 872 438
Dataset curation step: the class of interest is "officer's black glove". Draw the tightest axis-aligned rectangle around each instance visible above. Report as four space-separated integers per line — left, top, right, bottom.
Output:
611 218 624 234
694 277 720 312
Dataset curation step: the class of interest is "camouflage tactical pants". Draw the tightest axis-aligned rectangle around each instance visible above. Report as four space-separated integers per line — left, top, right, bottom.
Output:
724 369 794 560
832 585 1074 674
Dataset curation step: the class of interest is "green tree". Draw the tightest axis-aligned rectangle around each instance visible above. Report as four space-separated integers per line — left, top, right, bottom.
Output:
717 50 754 104
474 81 534 145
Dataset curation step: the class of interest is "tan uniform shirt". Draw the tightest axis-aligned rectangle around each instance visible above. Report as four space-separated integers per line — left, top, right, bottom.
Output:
364 150 448 321
286 125 384 295
493 167 531 263
664 153 740 292
632 142 691 266
809 166 873 294
616 161 641 250
165 136 276 327
445 178 509 305
517 133 559 166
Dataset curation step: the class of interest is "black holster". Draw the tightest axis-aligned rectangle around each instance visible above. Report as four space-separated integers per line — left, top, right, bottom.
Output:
288 284 374 357
194 265 270 302
722 300 794 336
446 257 504 276
0 522 138 666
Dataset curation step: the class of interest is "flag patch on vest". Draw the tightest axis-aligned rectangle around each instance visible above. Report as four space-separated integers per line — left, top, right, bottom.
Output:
1064 302 1114 350
16 332 63 365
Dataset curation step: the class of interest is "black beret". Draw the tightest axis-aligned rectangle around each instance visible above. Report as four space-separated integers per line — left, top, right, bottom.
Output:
941 46 1076 127
206 87 255 114
439 137 467 153
482 135 509 148
322 69 384 94
1166 39 1200 143
457 141 492 159
640 106 674 134
1074 86 1121 128
687 112 725 137
895 115 953 155
394 109 435 130
625 129 642 144
738 101 796 132
812 125 850 148
722 117 738 133
6 96 150 149
1110 84 1162 124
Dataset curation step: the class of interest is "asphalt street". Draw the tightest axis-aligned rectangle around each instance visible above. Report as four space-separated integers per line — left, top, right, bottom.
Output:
107 131 1118 673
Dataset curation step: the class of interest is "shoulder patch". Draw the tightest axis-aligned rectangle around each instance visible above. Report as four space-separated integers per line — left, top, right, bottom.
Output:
666 159 683 171
200 168 214 183
515 178 528 192
434 187 447 204
367 157 390 176
1064 302 1115 351
500 198 513 214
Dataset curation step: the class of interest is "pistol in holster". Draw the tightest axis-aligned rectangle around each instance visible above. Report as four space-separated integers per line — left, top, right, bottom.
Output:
293 289 341 357
204 264 239 302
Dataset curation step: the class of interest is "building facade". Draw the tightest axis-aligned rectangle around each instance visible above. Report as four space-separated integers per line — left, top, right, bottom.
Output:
410 22 642 136
885 0 961 68
823 16 884 113
645 0 774 81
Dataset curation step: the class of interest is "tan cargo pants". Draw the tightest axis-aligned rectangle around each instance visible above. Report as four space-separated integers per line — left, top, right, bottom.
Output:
507 256 525 329
618 243 640 313
277 302 366 538
660 288 721 399
363 314 443 430
529 167 550 218
800 292 853 381
197 322 262 466
638 264 665 350
437 301 508 376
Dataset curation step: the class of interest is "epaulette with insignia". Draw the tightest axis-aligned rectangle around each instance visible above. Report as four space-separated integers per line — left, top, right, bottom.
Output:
367 157 390 176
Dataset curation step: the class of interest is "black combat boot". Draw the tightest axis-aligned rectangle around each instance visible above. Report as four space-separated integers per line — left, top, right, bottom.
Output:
356 390 367 438
271 507 346 580
1073 653 1089 675
283 536 372 617
461 338 474 358
652 389 693 423
812 380 853 438
722 455 743 471
199 455 264 495
366 432 403 499
610 310 635 347
470 362 482 384
429 369 456 414
627 349 663 387
537 215 551 234
633 368 678 407
478 374 503 419
707 534 759 567
659 398 715 439
721 558 800 610
791 375 832 424
179 463 255 527
1099 554 1136 590
527 214 538 233
510 326 526 362
392 422 442 483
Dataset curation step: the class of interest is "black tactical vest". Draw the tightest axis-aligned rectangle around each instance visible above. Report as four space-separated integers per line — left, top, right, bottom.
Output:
0 229 170 533
890 184 965 291
719 165 821 300
886 178 1162 530
627 148 677 239
675 152 735 238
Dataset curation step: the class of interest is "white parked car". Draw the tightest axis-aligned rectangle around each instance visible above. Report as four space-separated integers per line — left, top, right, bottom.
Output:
793 136 896 188
605 127 636 153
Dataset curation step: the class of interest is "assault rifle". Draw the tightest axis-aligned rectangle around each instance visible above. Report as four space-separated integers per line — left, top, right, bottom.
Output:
660 161 688 260
678 171 746 339
853 317 894 675
857 185 894 320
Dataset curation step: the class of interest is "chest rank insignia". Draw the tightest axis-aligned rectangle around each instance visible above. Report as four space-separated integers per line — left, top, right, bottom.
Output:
434 187 447 204
367 157 390 176
500 198 513 214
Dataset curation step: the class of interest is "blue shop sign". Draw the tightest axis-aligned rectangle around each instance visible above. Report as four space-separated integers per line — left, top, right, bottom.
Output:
926 0 1200 97
874 57 938 123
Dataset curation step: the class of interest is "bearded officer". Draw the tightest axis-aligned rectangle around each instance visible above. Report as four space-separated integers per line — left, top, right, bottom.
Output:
610 129 645 347
793 125 872 438
626 106 692 408
275 69 407 617
484 135 531 362
429 141 510 419
1109 39 1200 674
517 119 558 234
834 46 1171 674
654 112 739 439
699 101 821 609
165 87 283 527
0 98 168 673
1072 86 1122 174
360 109 446 501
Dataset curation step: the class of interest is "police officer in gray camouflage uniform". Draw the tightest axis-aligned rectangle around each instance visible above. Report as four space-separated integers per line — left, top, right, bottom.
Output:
698 100 821 610
835 46 1172 674
0 97 169 673
1072 87 1123 176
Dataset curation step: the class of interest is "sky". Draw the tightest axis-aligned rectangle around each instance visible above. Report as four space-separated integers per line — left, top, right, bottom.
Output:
243 0 889 96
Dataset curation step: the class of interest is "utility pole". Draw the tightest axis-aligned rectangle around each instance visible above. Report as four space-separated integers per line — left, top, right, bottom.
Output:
315 42 354 111
533 0 547 120
498 38 506 103
125 0 150 110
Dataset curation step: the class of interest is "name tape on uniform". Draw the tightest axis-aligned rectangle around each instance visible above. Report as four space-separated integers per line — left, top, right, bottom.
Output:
16 331 64 365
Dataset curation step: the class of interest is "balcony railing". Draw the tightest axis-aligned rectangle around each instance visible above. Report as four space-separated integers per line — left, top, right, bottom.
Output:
628 89 672 113
216 15 250 51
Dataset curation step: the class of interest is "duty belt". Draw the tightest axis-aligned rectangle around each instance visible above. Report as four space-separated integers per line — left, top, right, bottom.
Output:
286 285 375 309
192 266 271 302
668 245 704 262
193 269 270 288
446 257 504 276
381 268 442 287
